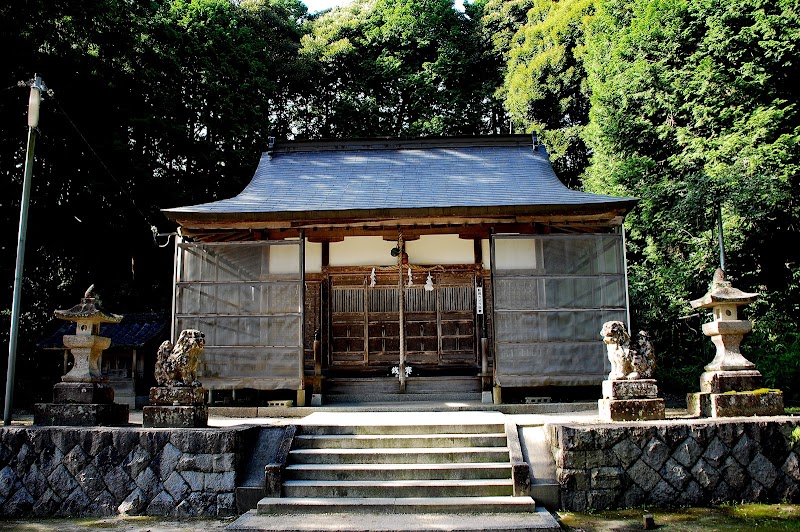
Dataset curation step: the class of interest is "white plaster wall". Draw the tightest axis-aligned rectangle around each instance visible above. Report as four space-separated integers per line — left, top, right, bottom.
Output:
328 235 491 267
329 236 397 266
269 243 300 274
305 240 322 273
405 234 474 265
268 239 321 273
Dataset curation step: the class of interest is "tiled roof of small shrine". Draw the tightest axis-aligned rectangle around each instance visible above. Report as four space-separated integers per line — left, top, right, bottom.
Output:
162 135 637 223
38 312 169 350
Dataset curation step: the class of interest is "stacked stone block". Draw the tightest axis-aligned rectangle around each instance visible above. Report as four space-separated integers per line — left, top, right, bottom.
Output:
0 427 242 517
548 418 800 511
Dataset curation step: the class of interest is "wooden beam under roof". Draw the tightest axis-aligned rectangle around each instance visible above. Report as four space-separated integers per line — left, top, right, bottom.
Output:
178 217 623 243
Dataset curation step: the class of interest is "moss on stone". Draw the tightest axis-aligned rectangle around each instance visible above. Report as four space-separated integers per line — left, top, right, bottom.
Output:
722 388 781 395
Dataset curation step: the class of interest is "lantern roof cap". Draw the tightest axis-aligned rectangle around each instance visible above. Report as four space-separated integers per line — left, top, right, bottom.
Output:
690 269 759 309
54 285 123 324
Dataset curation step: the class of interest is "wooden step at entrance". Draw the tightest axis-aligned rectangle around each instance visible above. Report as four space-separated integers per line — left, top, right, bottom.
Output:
323 376 483 404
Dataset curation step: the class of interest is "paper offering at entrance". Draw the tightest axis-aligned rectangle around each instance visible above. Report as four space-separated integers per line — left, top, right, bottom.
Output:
476 286 484 315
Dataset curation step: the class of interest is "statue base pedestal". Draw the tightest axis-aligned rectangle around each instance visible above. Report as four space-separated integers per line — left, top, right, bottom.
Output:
142 386 208 428
33 402 129 426
142 405 208 428
598 397 665 421
602 379 659 399
149 386 206 405
598 379 665 421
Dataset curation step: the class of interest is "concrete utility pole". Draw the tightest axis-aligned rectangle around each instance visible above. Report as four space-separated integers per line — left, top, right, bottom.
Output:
4 74 47 426
717 203 726 274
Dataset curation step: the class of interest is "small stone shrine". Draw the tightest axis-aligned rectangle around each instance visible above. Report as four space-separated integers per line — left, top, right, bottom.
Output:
142 328 208 427
598 320 665 421
687 269 784 417
33 285 129 426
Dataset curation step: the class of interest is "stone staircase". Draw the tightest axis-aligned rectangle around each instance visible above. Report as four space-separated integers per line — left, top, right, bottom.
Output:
228 412 560 531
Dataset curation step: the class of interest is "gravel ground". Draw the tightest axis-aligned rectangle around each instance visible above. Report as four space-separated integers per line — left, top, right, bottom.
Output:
0 515 237 531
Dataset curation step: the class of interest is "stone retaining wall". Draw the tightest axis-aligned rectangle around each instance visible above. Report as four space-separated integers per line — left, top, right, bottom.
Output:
0 426 247 518
547 416 800 511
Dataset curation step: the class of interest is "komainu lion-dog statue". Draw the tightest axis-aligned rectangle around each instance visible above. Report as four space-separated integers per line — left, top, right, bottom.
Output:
154 329 206 387
601 320 655 380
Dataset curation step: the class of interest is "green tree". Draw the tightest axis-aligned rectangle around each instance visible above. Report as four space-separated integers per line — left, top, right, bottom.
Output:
0 0 308 409
293 0 503 137
501 0 596 187
582 0 800 396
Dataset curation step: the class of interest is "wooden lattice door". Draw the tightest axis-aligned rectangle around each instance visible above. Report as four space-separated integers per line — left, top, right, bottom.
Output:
329 271 477 374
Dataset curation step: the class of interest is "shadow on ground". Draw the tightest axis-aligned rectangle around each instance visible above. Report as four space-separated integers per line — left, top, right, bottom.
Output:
556 503 800 531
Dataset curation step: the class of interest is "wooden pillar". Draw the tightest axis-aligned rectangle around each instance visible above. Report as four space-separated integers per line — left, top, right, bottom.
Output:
298 231 306 406
312 328 322 394
398 231 406 392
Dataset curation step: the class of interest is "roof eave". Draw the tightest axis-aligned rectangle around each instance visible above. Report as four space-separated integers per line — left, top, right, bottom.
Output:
164 200 638 228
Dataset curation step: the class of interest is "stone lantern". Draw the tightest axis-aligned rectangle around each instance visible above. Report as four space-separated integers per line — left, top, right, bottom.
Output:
58 285 121 386
687 269 783 417
33 285 130 426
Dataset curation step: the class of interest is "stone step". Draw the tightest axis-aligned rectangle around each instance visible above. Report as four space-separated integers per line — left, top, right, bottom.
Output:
257 496 540 515
298 423 506 436
285 462 512 481
293 432 508 449
229 508 562 531
289 446 511 465
283 478 514 498
323 392 483 403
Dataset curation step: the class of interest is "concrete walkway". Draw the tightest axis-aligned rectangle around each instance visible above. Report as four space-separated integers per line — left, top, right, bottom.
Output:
229 509 562 531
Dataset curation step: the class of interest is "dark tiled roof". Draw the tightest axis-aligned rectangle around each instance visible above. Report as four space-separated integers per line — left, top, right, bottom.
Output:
38 312 168 350
162 136 636 221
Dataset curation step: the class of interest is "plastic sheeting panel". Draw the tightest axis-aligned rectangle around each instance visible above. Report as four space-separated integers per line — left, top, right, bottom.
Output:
492 234 627 387
174 241 303 390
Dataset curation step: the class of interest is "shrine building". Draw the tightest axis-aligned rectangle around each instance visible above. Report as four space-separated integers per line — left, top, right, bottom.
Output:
161 134 637 405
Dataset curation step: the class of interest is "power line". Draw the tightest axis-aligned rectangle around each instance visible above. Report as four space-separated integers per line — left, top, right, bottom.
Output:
50 97 172 245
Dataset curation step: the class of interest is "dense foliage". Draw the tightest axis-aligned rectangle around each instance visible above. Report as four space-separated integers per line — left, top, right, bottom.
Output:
294 0 505 136
1 0 798 408
501 0 594 187
581 0 800 396
0 0 309 404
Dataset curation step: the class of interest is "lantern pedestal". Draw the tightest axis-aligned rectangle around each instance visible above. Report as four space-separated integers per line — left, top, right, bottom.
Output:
52 381 115 404
687 369 783 417
33 401 129 427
